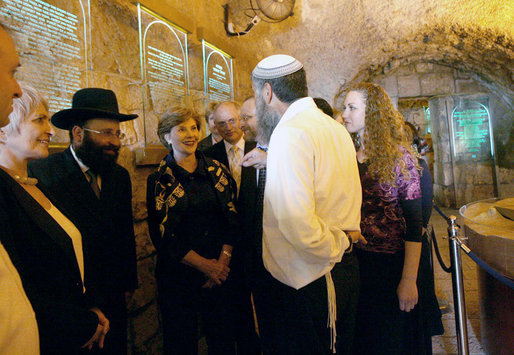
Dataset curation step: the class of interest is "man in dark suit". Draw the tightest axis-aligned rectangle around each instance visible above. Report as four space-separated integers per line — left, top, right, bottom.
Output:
205 101 256 195
29 88 138 355
197 101 222 151
204 100 260 354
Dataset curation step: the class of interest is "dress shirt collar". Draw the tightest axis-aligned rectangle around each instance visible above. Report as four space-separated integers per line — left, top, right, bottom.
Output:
223 135 245 154
70 145 90 174
70 145 102 189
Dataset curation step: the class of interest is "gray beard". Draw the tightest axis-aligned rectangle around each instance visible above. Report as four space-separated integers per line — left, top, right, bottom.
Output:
256 94 281 145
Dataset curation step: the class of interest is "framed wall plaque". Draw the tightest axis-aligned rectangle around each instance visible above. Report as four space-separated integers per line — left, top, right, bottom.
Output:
138 3 189 147
202 39 233 108
0 0 90 143
450 97 493 161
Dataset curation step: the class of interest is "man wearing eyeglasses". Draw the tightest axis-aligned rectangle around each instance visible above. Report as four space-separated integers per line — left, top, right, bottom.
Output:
204 100 261 354
28 88 138 355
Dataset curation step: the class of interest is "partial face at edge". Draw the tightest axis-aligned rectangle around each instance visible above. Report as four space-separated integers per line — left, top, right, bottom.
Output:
240 97 258 142
0 29 21 127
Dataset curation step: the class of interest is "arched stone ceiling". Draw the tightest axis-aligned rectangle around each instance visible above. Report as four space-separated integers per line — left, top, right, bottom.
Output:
226 0 513 103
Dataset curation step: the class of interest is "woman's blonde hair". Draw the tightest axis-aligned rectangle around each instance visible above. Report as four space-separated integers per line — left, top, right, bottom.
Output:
158 105 201 150
349 82 416 185
4 82 48 135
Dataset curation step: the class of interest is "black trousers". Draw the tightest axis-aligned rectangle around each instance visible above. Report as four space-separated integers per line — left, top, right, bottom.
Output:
158 276 236 355
228 247 261 355
253 268 330 355
332 251 360 355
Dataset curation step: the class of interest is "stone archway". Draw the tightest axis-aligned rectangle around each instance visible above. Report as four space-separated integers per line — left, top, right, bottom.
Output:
333 26 513 207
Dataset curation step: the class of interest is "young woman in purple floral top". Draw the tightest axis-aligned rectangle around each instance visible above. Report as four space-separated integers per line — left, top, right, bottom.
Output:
342 83 427 354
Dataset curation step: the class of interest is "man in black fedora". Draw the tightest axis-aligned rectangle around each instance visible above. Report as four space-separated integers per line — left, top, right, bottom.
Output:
29 88 138 354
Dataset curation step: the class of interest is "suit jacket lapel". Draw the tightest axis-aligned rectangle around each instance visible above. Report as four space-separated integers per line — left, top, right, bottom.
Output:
217 142 230 168
241 141 257 189
0 170 80 273
61 149 107 219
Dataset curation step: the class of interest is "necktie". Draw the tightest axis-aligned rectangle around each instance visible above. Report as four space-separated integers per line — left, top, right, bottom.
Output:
86 170 100 199
229 145 242 193
255 167 266 255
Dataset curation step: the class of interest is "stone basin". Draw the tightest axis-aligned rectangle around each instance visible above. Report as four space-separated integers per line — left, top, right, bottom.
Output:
459 197 514 354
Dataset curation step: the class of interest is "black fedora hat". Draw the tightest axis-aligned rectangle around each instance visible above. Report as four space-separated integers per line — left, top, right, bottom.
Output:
52 88 138 130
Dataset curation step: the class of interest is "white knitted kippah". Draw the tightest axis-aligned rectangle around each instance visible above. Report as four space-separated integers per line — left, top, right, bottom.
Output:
252 54 303 79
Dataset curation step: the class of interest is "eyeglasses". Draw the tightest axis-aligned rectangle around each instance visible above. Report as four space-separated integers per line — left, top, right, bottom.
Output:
83 128 126 140
240 115 255 123
215 118 238 129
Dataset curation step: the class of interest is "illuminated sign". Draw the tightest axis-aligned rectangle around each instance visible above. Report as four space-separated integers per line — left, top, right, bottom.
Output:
451 98 492 161
0 0 89 114
138 4 189 145
202 40 233 105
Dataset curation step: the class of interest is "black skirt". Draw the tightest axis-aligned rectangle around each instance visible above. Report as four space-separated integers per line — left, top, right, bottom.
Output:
353 248 427 355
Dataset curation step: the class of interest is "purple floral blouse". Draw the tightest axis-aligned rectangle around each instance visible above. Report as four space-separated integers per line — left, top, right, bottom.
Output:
356 147 421 254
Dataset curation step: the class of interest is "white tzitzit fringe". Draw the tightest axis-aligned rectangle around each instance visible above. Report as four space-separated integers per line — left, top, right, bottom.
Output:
325 272 337 353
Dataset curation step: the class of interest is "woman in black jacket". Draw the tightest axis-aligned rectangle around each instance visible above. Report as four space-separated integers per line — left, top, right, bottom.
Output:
147 106 239 354
0 83 108 353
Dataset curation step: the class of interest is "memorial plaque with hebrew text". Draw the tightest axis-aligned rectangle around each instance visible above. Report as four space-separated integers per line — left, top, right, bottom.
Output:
139 5 188 145
451 98 492 161
0 0 88 113
0 0 89 143
203 40 233 106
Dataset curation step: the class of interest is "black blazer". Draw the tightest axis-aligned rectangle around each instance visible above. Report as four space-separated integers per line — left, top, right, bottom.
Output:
197 134 214 151
28 148 138 303
204 140 257 264
0 168 98 353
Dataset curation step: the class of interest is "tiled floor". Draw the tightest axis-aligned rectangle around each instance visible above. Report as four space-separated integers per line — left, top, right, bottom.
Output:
430 207 485 354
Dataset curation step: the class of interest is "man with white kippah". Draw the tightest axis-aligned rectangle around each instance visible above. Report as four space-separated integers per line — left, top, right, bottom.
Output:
251 54 364 354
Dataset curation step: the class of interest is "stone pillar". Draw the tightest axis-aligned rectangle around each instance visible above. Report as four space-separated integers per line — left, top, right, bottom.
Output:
429 97 457 207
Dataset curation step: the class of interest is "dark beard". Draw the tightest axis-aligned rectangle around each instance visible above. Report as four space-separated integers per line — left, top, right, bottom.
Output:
74 134 119 175
256 93 281 145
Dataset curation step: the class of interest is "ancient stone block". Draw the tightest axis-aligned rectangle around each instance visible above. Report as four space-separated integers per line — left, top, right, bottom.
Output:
471 184 495 201
397 75 421 97
134 333 163 355
455 78 481 93
131 166 155 221
433 184 454 207
415 62 434 73
420 73 455 95
127 255 157 311
378 75 398 97
499 183 514 199
473 163 494 185
131 300 161 350
134 222 156 260
498 167 514 184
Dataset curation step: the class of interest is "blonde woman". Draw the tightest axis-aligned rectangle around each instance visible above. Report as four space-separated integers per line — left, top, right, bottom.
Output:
0 83 108 353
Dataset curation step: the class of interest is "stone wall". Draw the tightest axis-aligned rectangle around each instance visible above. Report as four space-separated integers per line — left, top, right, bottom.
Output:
335 62 513 208
3 0 512 352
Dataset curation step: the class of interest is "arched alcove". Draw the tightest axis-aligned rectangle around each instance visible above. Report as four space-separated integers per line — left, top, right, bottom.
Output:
330 23 513 207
